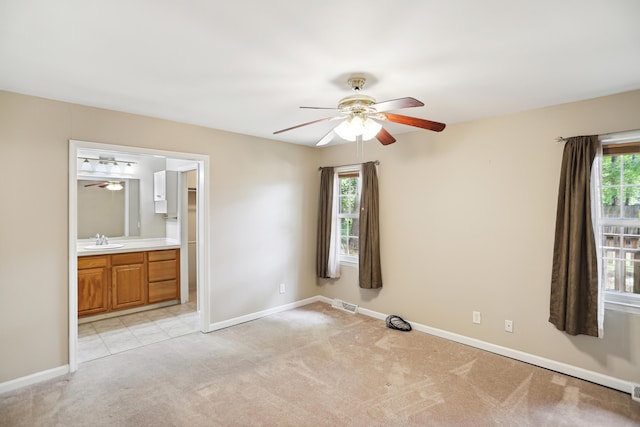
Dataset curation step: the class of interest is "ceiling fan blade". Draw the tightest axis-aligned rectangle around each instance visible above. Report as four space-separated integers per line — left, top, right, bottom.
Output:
84 182 108 187
376 127 396 145
383 113 446 132
371 97 424 112
316 129 337 146
273 116 341 135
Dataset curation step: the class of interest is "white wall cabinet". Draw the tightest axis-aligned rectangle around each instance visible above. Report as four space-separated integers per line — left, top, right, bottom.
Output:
154 170 178 215
153 170 166 201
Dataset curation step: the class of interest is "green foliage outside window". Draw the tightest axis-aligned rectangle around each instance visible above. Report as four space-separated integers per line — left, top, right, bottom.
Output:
602 154 640 218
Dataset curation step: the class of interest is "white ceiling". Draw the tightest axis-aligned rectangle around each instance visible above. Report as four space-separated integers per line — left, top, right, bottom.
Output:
1 0 640 147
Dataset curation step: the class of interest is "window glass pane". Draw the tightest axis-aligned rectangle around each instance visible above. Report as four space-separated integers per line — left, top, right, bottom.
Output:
603 254 617 291
339 218 359 237
340 217 349 235
602 155 620 186
337 173 360 261
340 195 357 214
351 218 359 237
348 237 359 256
623 154 640 185
622 186 640 219
602 187 620 218
623 227 640 249
601 149 640 299
623 255 640 293
602 232 619 248
340 237 348 256
340 177 358 194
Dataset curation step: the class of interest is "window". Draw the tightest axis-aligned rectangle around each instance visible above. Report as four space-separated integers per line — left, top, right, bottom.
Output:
600 140 640 312
336 168 361 263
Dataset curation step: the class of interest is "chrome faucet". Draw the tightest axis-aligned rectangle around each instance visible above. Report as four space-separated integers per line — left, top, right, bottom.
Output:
95 234 109 245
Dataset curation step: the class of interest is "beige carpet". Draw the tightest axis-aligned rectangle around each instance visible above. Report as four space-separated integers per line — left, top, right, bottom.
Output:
1 302 639 426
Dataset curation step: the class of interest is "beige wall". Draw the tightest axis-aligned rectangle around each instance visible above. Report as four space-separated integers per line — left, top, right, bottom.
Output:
317 89 640 384
0 90 318 382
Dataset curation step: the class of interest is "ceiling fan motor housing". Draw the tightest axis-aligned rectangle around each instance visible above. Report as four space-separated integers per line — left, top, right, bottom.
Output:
338 94 377 115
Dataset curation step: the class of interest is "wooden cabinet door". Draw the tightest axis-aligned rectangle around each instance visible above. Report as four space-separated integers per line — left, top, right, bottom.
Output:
78 267 109 316
111 264 146 310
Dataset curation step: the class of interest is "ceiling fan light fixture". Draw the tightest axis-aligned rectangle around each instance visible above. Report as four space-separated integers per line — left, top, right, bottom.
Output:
105 181 123 191
362 117 382 140
334 116 381 141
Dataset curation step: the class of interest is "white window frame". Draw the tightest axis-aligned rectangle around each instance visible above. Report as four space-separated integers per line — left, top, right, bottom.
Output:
335 166 362 265
599 130 640 314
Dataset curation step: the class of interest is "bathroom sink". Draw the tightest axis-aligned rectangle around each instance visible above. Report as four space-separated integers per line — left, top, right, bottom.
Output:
83 244 124 250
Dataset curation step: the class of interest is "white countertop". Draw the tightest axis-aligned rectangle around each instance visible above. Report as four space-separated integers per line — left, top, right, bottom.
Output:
77 238 180 256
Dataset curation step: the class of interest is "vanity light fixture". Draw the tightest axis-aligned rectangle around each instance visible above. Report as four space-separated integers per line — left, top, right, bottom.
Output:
77 156 137 172
80 158 93 171
95 161 108 173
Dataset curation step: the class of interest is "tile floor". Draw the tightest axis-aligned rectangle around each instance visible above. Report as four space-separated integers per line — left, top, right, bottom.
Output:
78 292 199 364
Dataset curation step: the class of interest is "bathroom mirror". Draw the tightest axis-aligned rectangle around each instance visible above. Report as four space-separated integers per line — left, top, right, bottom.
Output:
77 179 141 239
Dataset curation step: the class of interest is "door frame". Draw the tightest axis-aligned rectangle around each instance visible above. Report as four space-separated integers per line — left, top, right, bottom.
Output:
68 140 212 372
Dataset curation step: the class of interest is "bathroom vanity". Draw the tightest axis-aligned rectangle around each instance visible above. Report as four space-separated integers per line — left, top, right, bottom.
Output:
77 239 180 318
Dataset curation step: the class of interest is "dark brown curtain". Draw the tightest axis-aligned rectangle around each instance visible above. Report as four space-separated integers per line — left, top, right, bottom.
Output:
359 162 382 289
549 135 599 337
316 167 334 278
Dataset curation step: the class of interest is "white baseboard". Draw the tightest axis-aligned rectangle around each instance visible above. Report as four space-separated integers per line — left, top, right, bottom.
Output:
411 321 632 394
0 365 69 394
208 296 323 331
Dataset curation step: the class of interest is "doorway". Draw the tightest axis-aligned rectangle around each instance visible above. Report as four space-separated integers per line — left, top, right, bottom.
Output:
68 140 211 372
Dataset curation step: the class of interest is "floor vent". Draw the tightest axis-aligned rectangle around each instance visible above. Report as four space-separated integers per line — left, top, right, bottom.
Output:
331 299 358 314
633 384 640 402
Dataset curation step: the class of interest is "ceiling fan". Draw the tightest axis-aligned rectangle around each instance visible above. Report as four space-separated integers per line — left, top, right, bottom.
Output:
274 77 446 146
84 181 124 191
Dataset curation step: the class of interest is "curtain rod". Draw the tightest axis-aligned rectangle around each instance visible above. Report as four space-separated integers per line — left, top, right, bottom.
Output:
556 129 640 144
318 160 379 171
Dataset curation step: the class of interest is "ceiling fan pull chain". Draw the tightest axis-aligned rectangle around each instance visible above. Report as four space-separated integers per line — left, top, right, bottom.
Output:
355 134 365 162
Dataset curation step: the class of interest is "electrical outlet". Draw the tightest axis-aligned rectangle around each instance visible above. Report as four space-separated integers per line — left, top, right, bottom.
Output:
505 320 513 333
279 283 285 294
472 311 481 324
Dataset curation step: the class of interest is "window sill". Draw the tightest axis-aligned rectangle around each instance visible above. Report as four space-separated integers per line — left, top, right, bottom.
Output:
604 292 640 314
340 259 359 268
